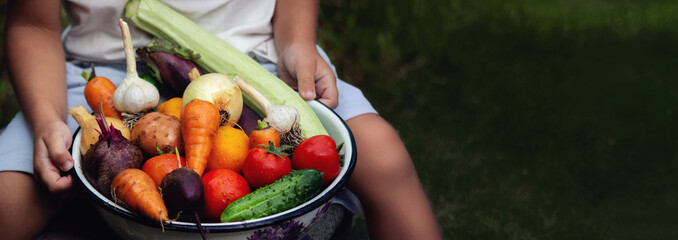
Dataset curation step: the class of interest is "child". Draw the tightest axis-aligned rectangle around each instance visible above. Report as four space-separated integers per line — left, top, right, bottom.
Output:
0 0 441 239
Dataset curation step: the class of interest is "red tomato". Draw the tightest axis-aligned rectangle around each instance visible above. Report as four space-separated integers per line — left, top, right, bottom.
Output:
292 135 340 185
142 153 186 187
202 169 251 222
241 142 292 188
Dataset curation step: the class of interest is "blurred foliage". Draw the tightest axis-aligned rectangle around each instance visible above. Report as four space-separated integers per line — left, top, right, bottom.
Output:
0 1 18 129
319 0 678 239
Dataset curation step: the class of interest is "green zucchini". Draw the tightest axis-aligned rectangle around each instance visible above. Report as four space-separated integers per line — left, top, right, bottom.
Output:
220 169 323 222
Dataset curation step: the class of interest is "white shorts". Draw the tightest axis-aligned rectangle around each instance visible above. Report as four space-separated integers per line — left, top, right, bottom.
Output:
0 46 377 174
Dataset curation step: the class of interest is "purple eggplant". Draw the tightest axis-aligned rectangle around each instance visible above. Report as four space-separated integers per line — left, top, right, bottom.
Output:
237 103 262 135
137 38 203 96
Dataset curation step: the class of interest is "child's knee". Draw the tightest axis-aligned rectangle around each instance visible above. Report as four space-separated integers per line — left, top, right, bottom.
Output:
0 171 52 239
346 114 417 181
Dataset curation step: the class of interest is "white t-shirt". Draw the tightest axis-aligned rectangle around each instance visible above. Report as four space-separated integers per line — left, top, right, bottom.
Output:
62 0 278 63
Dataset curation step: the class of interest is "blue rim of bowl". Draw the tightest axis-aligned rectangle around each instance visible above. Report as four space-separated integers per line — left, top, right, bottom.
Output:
69 101 357 233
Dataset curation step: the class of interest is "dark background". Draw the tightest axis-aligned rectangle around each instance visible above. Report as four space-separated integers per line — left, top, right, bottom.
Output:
4 1 678 239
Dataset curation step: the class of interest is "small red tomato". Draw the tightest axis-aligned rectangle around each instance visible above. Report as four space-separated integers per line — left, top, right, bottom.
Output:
242 141 292 188
142 153 187 187
292 135 340 185
202 169 251 222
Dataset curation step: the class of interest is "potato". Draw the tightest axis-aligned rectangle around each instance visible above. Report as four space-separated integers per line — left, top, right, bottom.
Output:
131 112 184 157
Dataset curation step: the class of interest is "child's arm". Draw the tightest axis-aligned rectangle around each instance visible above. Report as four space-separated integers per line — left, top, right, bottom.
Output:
6 0 73 193
273 0 338 109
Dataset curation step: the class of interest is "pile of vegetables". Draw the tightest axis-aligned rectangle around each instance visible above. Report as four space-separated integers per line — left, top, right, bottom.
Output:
71 5 346 238
125 0 327 144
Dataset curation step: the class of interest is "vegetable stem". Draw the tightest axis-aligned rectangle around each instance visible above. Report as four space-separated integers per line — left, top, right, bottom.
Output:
175 147 182 168
119 19 138 78
233 76 272 112
97 103 110 136
188 68 201 81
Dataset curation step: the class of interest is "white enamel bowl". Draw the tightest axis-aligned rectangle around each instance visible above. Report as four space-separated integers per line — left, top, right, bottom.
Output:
70 100 357 240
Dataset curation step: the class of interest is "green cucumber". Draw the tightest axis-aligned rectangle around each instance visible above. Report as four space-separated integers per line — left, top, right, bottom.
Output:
220 169 323 222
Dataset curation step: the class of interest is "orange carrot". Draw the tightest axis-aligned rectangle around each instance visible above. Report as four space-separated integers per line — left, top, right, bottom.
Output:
111 168 169 223
249 120 280 149
182 99 220 176
83 65 121 119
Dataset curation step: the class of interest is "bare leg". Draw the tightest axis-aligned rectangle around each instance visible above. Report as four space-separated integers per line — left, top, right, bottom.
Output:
346 113 441 240
0 171 56 240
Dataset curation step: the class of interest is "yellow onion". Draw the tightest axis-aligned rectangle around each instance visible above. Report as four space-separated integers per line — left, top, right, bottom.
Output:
182 72 243 126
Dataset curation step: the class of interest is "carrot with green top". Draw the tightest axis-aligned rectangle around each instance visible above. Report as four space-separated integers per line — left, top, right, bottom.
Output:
83 64 122 119
249 120 280 149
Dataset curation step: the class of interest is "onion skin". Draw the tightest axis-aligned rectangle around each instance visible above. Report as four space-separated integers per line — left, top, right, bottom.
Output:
182 73 243 127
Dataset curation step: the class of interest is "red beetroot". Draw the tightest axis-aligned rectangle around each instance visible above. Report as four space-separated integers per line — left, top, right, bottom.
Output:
161 167 208 239
84 116 144 198
161 167 205 222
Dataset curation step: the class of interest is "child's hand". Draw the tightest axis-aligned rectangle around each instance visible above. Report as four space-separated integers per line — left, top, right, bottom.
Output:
277 43 338 109
32 120 74 193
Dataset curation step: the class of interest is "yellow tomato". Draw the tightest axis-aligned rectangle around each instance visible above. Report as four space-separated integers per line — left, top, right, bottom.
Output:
157 97 182 120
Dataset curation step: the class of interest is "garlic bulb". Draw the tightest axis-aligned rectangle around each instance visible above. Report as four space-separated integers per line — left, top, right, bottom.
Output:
113 19 159 114
264 105 300 134
233 76 303 146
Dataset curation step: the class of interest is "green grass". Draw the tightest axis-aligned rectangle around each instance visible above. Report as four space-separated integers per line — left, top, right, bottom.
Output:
318 0 678 239
4 0 678 239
